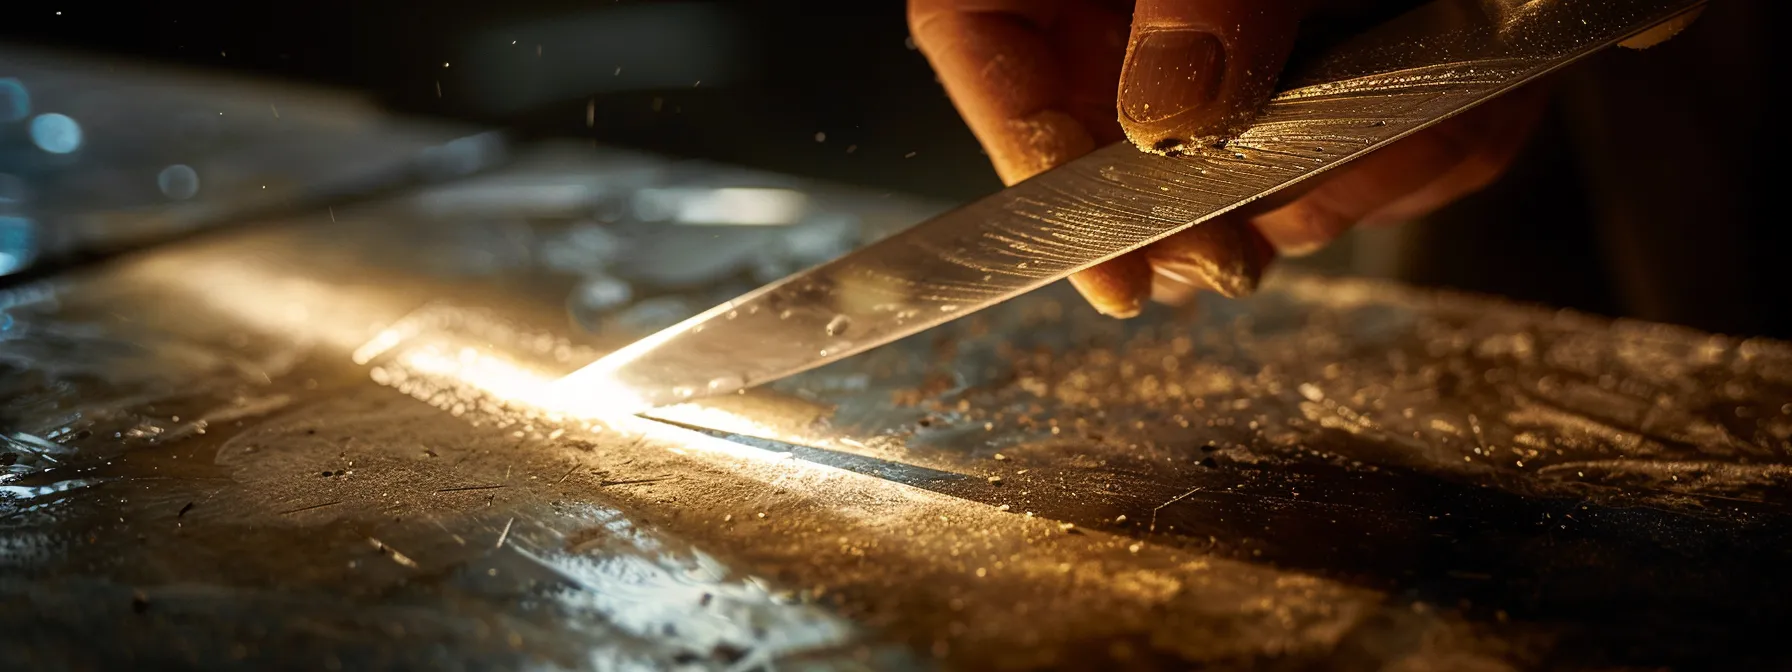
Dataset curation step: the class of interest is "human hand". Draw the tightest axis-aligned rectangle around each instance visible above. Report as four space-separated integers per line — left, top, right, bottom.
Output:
908 0 1572 317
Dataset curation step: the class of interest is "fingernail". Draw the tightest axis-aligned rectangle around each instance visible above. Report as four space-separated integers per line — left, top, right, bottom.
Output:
1120 30 1226 125
1153 257 1244 298
1150 267 1205 306
1145 221 1270 299
1266 235 1325 258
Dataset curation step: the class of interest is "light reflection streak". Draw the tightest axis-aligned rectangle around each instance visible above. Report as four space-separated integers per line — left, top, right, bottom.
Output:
549 296 745 413
129 255 403 353
117 250 873 667
389 344 830 471
632 187 809 226
127 248 844 477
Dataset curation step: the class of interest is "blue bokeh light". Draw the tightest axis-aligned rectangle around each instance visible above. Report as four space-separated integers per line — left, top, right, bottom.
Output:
29 113 83 154
157 164 200 200
0 216 38 276
0 78 28 122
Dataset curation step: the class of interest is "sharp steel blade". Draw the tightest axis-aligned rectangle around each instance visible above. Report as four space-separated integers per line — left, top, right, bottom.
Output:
561 0 1704 411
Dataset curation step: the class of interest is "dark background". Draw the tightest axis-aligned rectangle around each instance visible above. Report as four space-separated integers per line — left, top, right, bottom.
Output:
0 0 1780 337
0 1 1000 202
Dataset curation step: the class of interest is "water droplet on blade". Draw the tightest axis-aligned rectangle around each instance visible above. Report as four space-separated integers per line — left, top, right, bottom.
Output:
825 315 852 337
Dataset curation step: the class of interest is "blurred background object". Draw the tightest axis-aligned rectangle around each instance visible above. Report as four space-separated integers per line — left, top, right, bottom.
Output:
0 0 1778 335
0 46 513 279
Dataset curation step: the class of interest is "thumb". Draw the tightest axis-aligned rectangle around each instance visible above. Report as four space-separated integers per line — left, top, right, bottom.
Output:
1118 0 1305 152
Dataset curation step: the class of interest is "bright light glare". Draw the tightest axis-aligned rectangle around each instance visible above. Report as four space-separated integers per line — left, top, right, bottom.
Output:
393 344 645 419
124 249 829 473
633 188 809 226
398 346 558 407
393 345 807 466
126 255 404 353
552 290 749 409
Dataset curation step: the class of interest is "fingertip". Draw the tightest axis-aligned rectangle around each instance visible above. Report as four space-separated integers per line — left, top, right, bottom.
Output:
1143 218 1269 298
907 4 1099 186
1068 256 1152 318
991 109 1097 185
1253 200 1351 257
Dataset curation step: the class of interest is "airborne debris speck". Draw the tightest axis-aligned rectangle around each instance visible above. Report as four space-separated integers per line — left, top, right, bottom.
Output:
495 517 514 548
825 314 851 337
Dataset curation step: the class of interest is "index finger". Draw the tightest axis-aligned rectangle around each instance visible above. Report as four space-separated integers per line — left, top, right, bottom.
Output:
912 0 1156 318
908 0 1097 185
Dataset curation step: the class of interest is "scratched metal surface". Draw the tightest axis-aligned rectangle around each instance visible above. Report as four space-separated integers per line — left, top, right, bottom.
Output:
4 139 1792 671
581 0 1709 409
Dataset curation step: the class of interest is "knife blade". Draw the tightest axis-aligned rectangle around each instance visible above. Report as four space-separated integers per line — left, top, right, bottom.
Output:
557 0 1705 412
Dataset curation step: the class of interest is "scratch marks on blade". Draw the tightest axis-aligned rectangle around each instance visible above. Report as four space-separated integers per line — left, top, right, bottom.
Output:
1271 59 1530 104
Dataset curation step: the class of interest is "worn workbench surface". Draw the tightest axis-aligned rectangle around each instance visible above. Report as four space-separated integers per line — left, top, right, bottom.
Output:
3 141 1790 671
